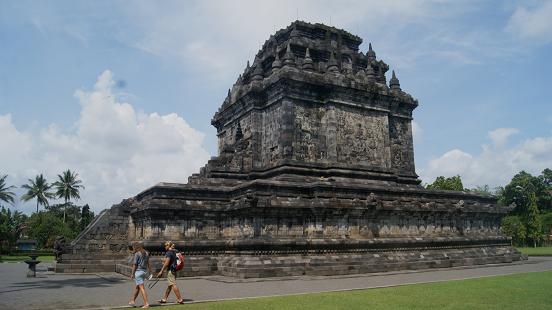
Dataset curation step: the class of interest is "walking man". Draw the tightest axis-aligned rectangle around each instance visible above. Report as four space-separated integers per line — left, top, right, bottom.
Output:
156 241 184 304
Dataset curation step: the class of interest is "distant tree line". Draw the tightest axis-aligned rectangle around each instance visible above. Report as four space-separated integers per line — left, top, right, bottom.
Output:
425 168 552 247
0 170 94 252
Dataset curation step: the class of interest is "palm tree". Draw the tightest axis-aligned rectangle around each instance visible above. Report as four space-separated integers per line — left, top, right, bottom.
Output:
0 174 16 205
53 170 85 223
21 174 55 213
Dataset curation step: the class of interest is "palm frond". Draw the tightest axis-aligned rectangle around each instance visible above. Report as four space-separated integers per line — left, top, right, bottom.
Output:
0 174 16 204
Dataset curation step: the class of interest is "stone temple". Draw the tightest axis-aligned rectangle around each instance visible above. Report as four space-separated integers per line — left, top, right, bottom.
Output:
58 21 525 277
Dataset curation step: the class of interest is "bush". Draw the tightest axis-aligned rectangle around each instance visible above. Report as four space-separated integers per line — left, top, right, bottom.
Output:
501 215 526 246
26 212 74 248
426 176 464 191
541 212 552 239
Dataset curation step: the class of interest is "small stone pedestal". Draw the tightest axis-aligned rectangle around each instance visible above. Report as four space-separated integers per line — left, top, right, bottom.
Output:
24 254 41 277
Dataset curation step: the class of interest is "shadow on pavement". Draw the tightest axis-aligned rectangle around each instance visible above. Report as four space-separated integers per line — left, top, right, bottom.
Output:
0 274 127 294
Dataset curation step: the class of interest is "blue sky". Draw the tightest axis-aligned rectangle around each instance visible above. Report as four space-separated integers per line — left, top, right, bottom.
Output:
1 0 551 213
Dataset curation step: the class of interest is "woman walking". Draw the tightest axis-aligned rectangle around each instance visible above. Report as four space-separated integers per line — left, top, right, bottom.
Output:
156 241 184 304
129 242 152 308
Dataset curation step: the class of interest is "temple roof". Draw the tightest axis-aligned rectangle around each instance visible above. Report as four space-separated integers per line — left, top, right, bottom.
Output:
217 21 416 115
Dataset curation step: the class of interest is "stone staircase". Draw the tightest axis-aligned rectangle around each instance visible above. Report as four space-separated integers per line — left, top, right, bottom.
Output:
55 202 131 274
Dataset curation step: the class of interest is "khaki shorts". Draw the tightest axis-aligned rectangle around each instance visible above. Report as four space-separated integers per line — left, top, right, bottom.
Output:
167 270 177 286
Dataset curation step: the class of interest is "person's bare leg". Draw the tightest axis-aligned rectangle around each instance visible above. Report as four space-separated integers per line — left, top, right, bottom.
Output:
129 285 139 305
172 285 183 302
162 285 172 301
138 284 149 308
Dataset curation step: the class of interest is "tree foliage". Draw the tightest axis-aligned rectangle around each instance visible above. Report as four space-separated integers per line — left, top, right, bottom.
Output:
426 175 464 191
53 170 85 223
45 203 82 233
0 174 16 205
1 171 93 250
0 207 28 253
80 204 93 231
26 212 74 248
540 168 552 187
24 203 95 249
21 174 55 213
525 193 543 247
501 215 526 246
466 184 494 196
541 212 552 239
498 170 551 214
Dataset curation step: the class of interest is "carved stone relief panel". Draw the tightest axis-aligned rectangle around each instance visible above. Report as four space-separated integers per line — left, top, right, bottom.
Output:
292 105 327 162
335 107 389 168
287 104 390 169
261 104 285 167
389 117 415 174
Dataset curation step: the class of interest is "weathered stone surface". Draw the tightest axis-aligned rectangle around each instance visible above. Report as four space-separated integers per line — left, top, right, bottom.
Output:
59 21 524 277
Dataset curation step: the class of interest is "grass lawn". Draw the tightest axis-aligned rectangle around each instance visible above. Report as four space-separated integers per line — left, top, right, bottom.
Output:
517 247 552 256
0 255 55 263
161 271 552 310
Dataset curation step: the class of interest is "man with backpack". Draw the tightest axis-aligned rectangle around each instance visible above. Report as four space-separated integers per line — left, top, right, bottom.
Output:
156 241 184 304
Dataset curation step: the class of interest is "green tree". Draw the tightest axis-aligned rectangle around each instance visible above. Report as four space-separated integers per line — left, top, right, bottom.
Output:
44 203 94 238
426 175 464 191
53 170 84 223
80 204 94 231
498 170 549 214
0 174 16 205
21 174 55 213
541 212 552 240
466 185 494 196
0 207 28 252
526 193 542 248
501 215 526 246
537 168 552 211
541 168 552 188
26 212 73 248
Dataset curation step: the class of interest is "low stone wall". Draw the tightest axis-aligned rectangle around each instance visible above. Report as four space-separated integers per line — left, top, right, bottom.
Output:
217 245 524 278
112 244 524 279
55 253 125 273
116 255 218 277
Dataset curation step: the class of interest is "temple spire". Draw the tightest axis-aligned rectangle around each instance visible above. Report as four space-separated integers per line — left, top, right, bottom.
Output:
367 43 376 62
302 48 314 71
272 48 282 70
365 63 376 81
251 63 264 81
283 43 296 67
389 70 401 90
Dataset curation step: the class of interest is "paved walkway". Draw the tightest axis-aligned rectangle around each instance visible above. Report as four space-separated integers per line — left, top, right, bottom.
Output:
1 257 552 310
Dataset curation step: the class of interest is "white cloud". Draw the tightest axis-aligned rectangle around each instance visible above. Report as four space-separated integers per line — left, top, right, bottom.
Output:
488 127 519 148
507 1 552 45
11 1 530 83
0 114 33 180
119 0 492 78
426 149 474 178
1 70 210 213
421 129 552 188
412 120 423 142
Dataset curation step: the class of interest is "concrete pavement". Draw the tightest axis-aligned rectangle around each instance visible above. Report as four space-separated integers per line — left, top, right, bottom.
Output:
1 257 551 310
